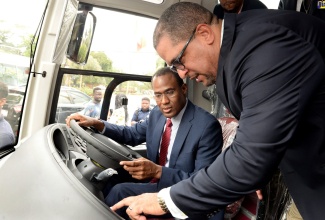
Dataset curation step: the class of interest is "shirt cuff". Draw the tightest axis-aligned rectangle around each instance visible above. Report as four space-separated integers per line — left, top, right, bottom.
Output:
98 119 106 134
158 187 188 219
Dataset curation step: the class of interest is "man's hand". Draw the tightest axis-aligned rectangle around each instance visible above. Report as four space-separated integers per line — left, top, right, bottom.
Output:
111 193 165 220
120 158 162 180
65 113 104 131
256 189 263 200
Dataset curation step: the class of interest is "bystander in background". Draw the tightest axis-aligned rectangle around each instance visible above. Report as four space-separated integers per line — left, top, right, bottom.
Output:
0 82 15 149
109 94 129 126
81 86 102 119
213 0 267 18
130 97 151 125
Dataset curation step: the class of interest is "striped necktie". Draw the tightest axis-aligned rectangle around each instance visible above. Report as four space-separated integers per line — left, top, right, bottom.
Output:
159 118 172 166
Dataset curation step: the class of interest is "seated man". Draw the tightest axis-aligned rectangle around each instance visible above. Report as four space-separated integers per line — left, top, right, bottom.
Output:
66 67 224 219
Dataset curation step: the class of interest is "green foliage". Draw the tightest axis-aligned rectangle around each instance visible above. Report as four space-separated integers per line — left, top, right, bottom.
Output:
0 30 11 45
19 34 35 57
79 86 93 96
64 47 155 96
90 51 113 71
0 29 20 54
63 56 112 93
77 44 88 64
65 51 113 72
156 57 165 69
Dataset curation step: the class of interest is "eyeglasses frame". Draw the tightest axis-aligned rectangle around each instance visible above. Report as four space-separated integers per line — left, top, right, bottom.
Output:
169 16 214 73
169 28 197 73
153 89 176 102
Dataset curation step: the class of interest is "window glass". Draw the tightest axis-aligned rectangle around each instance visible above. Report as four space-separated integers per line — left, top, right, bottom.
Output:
58 91 72 104
260 0 278 9
57 73 155 125
55 6 161 126
6 94 23 105
57 74 108 121
62 7 165 75
68 90 92 104
0 0 47 143
108 81 155 126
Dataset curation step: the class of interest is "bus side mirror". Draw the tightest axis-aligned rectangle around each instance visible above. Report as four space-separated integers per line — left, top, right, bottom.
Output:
66 5 96 65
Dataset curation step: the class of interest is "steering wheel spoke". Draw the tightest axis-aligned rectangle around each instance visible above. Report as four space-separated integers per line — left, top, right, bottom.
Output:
70 119 142 169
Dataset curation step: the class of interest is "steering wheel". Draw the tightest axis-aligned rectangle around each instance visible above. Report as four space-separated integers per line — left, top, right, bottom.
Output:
69 119 142 169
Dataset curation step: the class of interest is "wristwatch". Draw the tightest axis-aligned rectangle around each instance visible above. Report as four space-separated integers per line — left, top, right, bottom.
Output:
157 195 169 213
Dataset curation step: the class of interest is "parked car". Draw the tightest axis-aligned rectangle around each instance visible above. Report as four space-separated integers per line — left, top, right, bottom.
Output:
55 86 92 123
3 86 91 137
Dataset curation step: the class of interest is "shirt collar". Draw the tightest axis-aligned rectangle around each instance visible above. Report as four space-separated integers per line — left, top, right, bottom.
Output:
169 99 188 127
220 19 224 48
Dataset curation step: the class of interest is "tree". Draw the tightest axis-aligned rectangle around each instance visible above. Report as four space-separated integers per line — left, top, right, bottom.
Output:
19 34 35 57
156 56 165 69
0 29 17 53
90 51 113 71
0 30 11 45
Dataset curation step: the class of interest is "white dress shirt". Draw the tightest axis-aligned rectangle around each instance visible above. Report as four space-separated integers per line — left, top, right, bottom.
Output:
162 100 187 167
296 0 303 11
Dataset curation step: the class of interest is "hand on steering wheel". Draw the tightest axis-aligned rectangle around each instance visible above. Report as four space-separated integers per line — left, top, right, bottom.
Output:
69 119 142 169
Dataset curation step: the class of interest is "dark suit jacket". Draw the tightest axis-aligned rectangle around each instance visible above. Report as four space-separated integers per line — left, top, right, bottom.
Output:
103 100 222 190
170 10 325 220
279 0 325 21
213 0 267 18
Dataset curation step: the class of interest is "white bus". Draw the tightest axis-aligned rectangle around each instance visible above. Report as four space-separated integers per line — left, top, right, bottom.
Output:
0 1 290 220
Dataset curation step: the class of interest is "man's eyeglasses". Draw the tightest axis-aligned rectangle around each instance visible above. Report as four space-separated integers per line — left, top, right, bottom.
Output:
153 89 176 101
169 28 196 73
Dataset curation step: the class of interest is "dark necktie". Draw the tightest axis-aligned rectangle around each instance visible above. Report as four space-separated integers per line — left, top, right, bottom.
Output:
159 118 172 166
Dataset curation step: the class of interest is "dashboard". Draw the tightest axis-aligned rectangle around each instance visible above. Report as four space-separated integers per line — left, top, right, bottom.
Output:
0 123 124 219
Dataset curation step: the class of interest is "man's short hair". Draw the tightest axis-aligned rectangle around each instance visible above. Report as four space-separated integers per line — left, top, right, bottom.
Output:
153 2 213 49
93 86 102 93
0 82 9 99
142 97 150 102
152 67 184 87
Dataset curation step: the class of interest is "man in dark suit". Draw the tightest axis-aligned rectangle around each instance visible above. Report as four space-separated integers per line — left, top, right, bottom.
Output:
111 2 325 220
67 67 223 219
211 0 267 117
214 0 267 18
279 0 325 21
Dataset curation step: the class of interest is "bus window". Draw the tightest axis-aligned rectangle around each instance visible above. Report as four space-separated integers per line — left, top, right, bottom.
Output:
0 0 47 143
49 5 163 127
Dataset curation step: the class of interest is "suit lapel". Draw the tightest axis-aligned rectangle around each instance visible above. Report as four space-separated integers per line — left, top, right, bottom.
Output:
168 102 194 168
216 14 237 114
